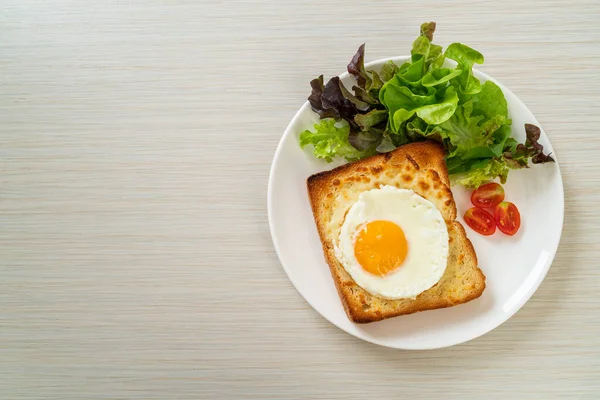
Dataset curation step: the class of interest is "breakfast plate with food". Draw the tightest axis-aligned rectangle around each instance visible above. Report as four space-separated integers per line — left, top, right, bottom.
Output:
268 22 564 349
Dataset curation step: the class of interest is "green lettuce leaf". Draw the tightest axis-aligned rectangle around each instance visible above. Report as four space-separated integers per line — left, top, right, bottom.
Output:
445 43 484 96
438 101 485 152
382 78 459 131
405 117 446 142
411 22 443 70
451 159 510 188
383 84 435 113
381 84 434 130
438 98 510 156
445 43 484 68
422 67 463 87
379 60 400 82
472 80 508 119
299 119 375 162
384 57 427 91
355 109 388 130
415 86 459 124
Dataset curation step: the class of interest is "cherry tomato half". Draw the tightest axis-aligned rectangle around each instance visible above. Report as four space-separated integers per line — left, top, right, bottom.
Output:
464 207 496 236
493 202 521 236
471 182 505 208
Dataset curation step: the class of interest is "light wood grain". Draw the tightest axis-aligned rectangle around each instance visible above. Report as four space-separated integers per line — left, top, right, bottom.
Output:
1 0 600 398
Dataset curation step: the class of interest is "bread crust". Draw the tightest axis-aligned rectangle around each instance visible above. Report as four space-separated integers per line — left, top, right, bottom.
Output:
306 141 485 323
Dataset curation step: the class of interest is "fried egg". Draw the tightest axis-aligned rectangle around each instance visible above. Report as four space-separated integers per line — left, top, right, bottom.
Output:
334 185 449 300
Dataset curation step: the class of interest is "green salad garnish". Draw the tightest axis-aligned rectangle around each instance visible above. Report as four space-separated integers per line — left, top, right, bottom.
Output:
299 22 554 188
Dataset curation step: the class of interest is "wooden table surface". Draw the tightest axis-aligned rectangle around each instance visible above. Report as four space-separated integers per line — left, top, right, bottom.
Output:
2 1 600 398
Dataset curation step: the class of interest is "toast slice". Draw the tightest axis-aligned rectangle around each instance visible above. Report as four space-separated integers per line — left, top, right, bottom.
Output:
307 141 485 323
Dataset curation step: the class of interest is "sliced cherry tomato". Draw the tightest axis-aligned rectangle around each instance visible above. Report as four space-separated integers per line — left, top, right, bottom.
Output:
464 207 496 236
493 202 521 236
471 182 505 208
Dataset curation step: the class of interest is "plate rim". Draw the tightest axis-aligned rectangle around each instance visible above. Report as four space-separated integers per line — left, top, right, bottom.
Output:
267 56 565 349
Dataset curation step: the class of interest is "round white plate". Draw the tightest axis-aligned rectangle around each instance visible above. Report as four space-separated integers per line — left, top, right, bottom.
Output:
268 57 564 350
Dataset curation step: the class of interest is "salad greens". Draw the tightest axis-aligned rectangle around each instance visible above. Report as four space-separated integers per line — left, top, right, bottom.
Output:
299 119 375 162
299 22 554 188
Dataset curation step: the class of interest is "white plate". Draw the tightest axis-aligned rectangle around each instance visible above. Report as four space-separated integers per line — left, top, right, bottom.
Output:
267 57 564 350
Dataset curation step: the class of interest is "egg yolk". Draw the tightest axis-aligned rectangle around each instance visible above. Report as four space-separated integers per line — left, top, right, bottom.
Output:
354 220 408 276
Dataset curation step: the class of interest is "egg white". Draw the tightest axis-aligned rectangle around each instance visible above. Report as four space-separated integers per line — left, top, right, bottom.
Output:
334 185 449 300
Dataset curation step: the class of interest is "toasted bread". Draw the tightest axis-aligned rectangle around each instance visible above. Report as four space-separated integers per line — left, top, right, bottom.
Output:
307 141 485 323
